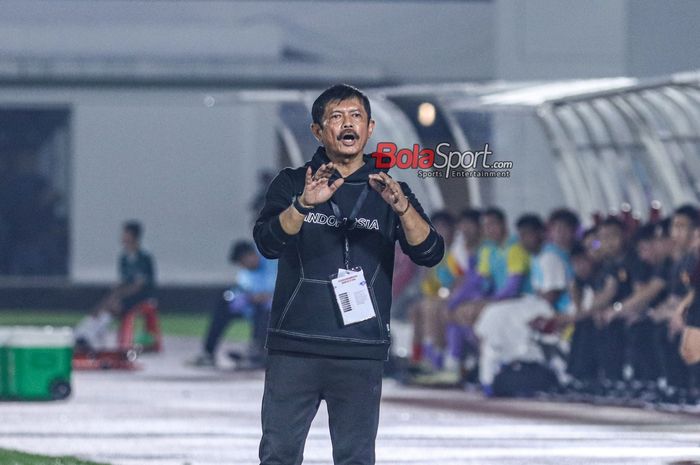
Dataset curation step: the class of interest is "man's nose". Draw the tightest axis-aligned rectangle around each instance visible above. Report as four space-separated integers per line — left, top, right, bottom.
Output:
342 115 354 128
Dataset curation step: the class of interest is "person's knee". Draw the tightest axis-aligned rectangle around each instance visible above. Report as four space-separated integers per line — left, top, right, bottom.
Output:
259 432 305 465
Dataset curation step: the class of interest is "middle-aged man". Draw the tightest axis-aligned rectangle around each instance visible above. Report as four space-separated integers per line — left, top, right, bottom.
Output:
253 84 445 465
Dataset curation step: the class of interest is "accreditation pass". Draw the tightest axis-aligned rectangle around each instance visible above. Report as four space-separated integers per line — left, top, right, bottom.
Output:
331 268 376 325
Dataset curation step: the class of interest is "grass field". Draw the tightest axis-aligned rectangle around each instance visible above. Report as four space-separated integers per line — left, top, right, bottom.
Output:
0 310 251 342
0 448 109 465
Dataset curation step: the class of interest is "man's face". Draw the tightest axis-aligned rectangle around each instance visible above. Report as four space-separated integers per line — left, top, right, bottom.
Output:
482 214 505 243
458 219 480 245
573 255 593 280
549 220 575 249
121 230 138 252
238 252 260 270
671 214 695 253
653 235 673 262
598 225 624 258
434 220 455 248
636 239 655 264
311 97 375 160
518 227 544 254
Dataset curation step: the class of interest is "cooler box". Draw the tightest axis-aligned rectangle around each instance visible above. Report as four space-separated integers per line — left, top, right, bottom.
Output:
0 327 12 397
3 326 74 400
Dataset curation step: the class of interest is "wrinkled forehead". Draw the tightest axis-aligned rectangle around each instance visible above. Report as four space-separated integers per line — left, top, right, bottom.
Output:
322 97 366 117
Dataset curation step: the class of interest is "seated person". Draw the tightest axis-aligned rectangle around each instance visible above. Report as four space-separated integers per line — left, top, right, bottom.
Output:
451 208 482 275
191 240 277 367
647 206 699 400
609 221 671 389
474 212 577 393
414 208 530 384
570 217 634 389
566 220 670 394
448 207 529 326
409 210 461 370
680 227 700 372
74 220 156 350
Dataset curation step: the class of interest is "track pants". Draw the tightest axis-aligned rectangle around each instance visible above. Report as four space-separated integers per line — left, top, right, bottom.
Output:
258 350 384 465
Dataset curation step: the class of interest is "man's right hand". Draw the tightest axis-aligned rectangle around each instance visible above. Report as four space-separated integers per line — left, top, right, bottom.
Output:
300 163 344 207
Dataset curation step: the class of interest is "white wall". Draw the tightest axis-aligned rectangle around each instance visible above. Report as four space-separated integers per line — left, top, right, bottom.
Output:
0 0 495 83
627 0 700 76
494 0 627 80
0 88 277 285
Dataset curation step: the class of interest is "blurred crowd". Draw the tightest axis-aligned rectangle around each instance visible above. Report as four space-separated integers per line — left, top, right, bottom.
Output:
395 203 700 407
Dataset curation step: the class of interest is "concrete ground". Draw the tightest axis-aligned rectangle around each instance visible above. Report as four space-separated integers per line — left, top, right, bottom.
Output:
1 335 699 465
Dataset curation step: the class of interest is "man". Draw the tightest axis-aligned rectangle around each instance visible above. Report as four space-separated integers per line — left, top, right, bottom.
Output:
410 210 461 371
606 222 670 388
448 207 529 326
475 213 575 393
74 220 156 350
415 207 527 385
451 208 482 274
587 217 634 388
191 240 277 368
253 84 444 465
648 206 699 401
410 208 481 372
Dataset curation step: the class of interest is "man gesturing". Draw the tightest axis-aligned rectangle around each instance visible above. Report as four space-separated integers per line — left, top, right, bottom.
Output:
254 84 444 465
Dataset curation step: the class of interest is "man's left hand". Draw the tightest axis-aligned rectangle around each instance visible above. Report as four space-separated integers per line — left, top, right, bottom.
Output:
369 172 409 214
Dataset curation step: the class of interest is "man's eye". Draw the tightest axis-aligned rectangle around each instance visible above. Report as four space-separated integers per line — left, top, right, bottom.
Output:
331 114 341 119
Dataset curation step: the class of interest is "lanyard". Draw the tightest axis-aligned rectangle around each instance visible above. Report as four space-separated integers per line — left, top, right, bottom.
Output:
329 184 370 269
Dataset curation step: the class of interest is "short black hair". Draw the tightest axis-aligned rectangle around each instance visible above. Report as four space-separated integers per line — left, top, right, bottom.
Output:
430 210 456 227
229 240 256 263
459 208 481 225
516 214 545 232
311 84 372 127
582 226 598 241
123 220 142 241
482 207 506 225
674 204 700 227
635 223 657 243
570 242 587 259
600 216 625 231
549 208 580 230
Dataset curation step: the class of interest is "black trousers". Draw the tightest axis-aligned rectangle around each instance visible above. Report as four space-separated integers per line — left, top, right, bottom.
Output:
567 316 598 382
258 351 384 465
203 296 269 356
567 316 627 382
652 322 690 389
568 315 692 388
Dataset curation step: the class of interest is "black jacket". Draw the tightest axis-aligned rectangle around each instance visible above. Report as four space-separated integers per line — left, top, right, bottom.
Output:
253 147 445 361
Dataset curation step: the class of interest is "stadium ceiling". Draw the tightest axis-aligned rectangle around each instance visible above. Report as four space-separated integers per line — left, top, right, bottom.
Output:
373 71 700 220
205 71 700 219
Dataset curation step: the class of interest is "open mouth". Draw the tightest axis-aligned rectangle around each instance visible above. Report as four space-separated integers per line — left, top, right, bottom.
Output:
339 131 358 146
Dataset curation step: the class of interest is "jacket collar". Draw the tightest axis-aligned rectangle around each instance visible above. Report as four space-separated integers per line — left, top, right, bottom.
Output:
306 146 389 183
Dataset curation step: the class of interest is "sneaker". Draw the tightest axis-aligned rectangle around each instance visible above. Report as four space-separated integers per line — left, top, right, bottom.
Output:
188 353 216 367
411 369 462 387
406 358 437 376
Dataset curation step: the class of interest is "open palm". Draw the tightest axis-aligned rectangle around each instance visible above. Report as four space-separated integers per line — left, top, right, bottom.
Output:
301 162 344 206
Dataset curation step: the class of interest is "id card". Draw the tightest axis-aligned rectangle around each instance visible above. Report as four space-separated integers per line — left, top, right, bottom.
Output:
331 268 376 325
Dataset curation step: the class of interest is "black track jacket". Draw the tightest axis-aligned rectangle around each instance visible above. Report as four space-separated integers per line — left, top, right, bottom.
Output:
253 146 444 361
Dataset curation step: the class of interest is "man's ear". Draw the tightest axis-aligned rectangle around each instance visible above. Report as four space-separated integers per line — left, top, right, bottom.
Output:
310 122 323 142
367 119 376 138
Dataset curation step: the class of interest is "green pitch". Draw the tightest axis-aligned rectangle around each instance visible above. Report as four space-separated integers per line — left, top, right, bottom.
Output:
0 310 250 342
0 448 109 465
